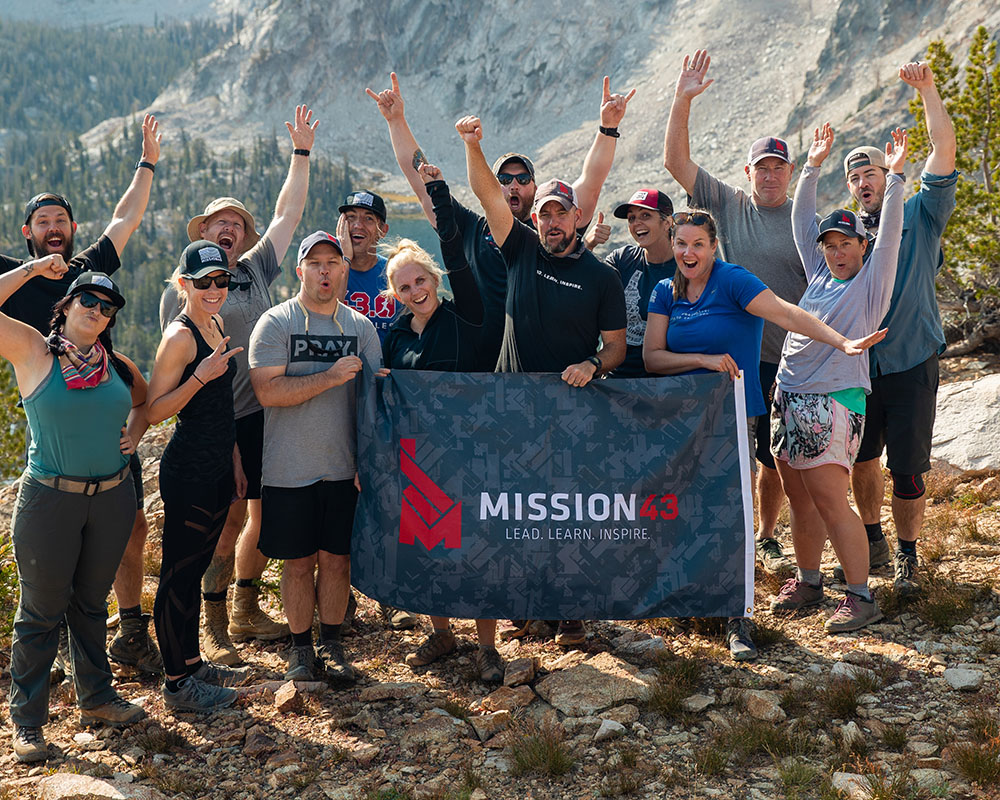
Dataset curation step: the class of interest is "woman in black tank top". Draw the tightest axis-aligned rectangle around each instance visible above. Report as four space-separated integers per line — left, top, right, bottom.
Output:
146 240 248 713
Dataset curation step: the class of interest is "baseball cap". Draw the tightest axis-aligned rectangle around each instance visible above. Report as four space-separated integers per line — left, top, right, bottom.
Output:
491 152 536 180
339 191 387 223
747 137 791 165
186 197 261 250
24 193 74 227
66 271 125 309
179 240 235 279
297 231 344 262
532 179 577 213
816 209 867 242
844 146 887 176
613 189 674 219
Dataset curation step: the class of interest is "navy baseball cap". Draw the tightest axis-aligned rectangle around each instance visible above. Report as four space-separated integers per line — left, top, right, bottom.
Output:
339 191 387 223
816 209 866 241
747 137 791 165
297 231 344 262
613 189 673 219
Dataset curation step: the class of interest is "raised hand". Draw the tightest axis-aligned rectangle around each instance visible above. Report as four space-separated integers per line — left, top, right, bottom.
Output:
417 162 442 183
675 49 714 101
841 328 887 356
807 123 834 167
193 336 243 384
365 72 405 122
327 355 363 387
455 116 483 144
583 211 610 250
285 104 319 151
335 213 354 263
24 253 68 280
140 114 161 165
885 127 908 174
600 76 636 128
899 62 935 91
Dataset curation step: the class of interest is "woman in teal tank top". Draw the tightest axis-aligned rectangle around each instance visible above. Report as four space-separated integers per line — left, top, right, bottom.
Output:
0 260 147 762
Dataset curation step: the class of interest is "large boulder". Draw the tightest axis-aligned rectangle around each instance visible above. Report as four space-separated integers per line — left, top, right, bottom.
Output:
932 374 1000 471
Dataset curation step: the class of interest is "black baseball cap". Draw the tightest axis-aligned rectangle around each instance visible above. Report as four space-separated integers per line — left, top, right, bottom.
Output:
24 193 74 227
67 271 125 309
816 209 866 242
613 189 674 219
339 191 387 223
179 240 235 279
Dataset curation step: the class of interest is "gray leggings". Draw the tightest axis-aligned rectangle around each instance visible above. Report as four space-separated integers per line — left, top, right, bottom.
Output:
9 475 135 727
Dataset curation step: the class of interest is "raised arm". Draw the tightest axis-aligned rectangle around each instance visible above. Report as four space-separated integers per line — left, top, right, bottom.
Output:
0 255 64 374
458 116 514 247
791 123 833 279
572 77 636 227
366 73 437 227
900 62 956 175
663 50 714 196
261 104 319 262
103 114 160 256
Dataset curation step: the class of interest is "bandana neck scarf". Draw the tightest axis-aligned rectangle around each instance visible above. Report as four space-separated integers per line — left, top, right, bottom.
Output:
58 335 109 389
859 208 881 231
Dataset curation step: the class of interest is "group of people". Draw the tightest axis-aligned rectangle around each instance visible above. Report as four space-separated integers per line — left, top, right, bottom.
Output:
1 50 957 763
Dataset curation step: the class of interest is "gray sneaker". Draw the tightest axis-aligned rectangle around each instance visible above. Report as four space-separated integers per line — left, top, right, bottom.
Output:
726 618 758 661
893 550 920 596
770 578 824 613
13 726 48 763
284 645 318 681
833 535 892 582
190 660 251 687
756 537 795 578
825 592 883 633
162 677 236 712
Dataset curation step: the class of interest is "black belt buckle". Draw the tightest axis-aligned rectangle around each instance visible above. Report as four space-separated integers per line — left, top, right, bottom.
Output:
84 479 99 496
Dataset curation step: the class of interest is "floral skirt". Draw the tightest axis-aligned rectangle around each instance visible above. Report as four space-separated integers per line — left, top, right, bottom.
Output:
770 388 865 471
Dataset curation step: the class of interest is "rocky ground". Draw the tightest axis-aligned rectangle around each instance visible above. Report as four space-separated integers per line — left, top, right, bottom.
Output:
1 357 999 800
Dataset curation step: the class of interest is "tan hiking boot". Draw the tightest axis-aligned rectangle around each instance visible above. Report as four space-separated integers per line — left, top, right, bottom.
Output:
201 599 241 666
229 584 289 642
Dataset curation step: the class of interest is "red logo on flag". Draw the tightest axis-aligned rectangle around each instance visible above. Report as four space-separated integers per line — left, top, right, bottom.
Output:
399 438 462 550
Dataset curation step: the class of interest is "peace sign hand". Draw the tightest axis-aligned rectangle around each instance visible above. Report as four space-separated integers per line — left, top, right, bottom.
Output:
193 336 243 385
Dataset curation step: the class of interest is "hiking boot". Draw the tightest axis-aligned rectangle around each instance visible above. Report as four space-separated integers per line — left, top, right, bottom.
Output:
201 599 241 666
51 619 71 684
317 640 357 683
229 583 289 642
284 645 319 681
756 537 795 578
79 696 147 727
554 620 587 647
12 725 48 763
379 603 418 631
162 677 236 713
108 613 163 675
405 629 457 667
825 592 883 633
893 550 920 596
770 578 824 613
340 590 358 637
500 619 533 641
726 618 758 661
476 646 504 683
833 535 892 582
190 660 251 688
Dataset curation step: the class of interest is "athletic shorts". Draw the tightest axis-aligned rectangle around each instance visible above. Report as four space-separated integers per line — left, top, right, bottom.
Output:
755 361 779 470
258 479 357 559
770 388 865 471
129 452 144 511
235 410 264 501
856 355 939 474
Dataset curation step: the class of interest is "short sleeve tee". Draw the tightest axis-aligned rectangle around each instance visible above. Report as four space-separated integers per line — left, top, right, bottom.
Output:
249 298 382 488
647 260 768 416
0 236 121 335
346 255 400 344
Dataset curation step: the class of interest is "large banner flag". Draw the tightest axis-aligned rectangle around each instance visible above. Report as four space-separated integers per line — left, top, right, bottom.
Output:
352 371 754 620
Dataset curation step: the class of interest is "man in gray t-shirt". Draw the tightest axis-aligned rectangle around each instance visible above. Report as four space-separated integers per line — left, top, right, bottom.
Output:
250 231 382 684
664 49 806 592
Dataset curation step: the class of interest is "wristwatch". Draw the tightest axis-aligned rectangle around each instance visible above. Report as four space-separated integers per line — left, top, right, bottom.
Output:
586 355 603 374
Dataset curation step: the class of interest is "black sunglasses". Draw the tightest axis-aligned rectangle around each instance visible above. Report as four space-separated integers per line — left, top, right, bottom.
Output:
673 212 712 226
497 173 533 186
190 274 231 290
77 291 118 318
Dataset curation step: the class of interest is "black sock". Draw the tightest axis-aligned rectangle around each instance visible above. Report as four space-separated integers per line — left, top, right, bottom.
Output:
898 538 918 556
319 624 341 643
165 677 186 693
291 629 313 648
235 578 255 589
185 660 203 676
203 591 226 602
119 604 143 620
864 523 884 543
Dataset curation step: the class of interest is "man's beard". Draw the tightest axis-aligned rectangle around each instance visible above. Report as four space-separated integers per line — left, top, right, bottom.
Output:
31 231 74 259
542 230 574 255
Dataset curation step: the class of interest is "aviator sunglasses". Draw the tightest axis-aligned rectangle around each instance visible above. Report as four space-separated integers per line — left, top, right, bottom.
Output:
497 173 533 186
76 291 118 318
189 273 232 290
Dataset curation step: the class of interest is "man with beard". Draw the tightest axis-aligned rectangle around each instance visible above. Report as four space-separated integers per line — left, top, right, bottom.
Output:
159 105 318 664
367 73 632 368
458 114 626 647
0 114 163 677
841 62 957 597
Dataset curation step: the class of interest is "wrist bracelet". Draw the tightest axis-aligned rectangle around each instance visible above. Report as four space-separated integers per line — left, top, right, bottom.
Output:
599 126 620 138
135 160 155 172
193 374 206 386
293 148 310 157
586 355 603 373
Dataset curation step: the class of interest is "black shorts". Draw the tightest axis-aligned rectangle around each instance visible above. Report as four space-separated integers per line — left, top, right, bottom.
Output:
258 479 358 559
235 410 264 501
754 361 779 470
856 354 939 474
129 452 144 510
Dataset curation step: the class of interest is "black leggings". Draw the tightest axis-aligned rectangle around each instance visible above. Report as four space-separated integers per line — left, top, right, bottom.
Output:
153 468 233 676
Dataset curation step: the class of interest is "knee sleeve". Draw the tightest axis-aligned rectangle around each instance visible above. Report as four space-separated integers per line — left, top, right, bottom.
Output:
891 471 925 500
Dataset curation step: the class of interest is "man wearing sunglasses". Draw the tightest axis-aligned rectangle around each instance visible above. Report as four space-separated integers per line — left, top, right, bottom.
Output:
664 49 806 595
158 105 319 666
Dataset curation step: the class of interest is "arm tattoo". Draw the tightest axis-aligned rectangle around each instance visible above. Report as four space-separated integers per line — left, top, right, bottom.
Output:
412 149 427 171
20 262 34 274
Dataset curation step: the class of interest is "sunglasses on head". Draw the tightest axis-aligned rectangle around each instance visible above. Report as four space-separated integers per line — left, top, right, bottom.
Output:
77 291 118 318
672 212 711 226
497 173 533 186
189 273 231 290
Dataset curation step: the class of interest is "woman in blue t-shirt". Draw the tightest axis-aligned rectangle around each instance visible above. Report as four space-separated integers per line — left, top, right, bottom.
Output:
642 209 883 660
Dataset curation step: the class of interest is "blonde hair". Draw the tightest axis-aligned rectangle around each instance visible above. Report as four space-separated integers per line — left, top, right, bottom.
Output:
380 238 450 301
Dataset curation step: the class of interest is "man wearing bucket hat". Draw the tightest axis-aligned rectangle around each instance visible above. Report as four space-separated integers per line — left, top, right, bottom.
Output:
159 105 318 665
250 231 382 683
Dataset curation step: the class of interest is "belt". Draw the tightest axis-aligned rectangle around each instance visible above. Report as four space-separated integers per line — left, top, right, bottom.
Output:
34 465 131 496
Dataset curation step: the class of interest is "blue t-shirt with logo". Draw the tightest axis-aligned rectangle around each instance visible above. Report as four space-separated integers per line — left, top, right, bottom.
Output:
647 259 767 416
346 255 399 343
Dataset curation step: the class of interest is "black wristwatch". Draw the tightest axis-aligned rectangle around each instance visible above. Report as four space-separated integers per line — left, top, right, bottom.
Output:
135 160 155 173
293 148 311 157
599 126 620 138
586 355 603 374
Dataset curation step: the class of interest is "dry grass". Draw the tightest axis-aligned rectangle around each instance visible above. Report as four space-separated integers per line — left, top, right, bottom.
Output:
645 652 703 719
503 718 575 778
817 677 862 718
952 736 1000 786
